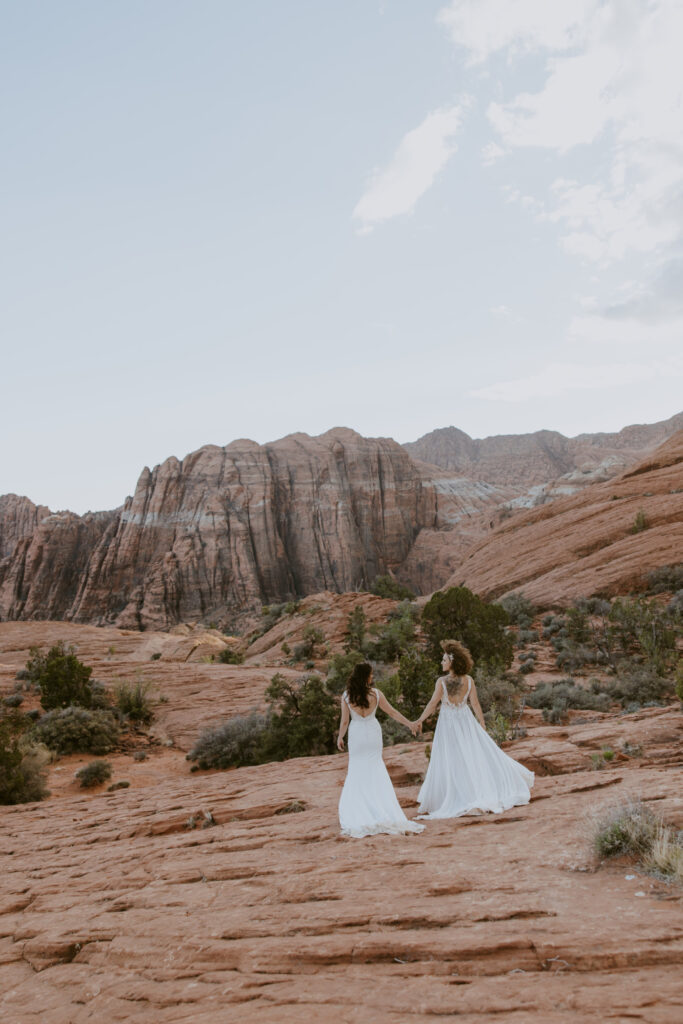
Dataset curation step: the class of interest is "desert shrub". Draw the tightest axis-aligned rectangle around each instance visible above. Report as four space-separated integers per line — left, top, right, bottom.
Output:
527 679 611 717
258 673 337 761
381 717 412 746
630 509 649 534
0 710 50 805
556 645 603 673
33 707 119 756
496 593 535 627
473 668 526 737
76 760 112 788
3 694 24 708
676 662 683 706
668 590 683 615
393 649 440 721
217 647 244 665
646 564 683 594
370 575 416 601
516 629 539 646
603 662 672 708
114 681 154 725
364 602 418 663
589 799 659 859
290 626 326 663
344 606 367 652
15 669 30 682
421 587 514 671
150 652 162 661
188 710 270 770
519 661 536 675
326 650 366 695
26 643 94 710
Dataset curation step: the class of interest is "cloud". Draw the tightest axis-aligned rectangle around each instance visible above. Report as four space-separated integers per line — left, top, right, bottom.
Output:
437 0 596 65
439 1 683 272
353 102 470 232
481 141 506 165
490 304 524 323
601 257 683 324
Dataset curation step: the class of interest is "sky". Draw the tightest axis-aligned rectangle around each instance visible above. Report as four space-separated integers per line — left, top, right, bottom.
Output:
2 0 682 514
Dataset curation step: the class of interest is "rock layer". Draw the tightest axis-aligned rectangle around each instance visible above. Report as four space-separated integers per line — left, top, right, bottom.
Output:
452 431 683 604
0 430 508 629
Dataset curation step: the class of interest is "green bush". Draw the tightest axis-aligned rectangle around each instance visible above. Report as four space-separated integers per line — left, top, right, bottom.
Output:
646 564 683 594
630 509 649 534
290 626 325 663
0 710 50 805
370 575 416 601
603 662 672 708
26 643 94 710
33 707 119 756
217 648 245 665
527 678 611 716
76 760 112 788
496 593 535 627
364 602 419 663
392 649 440 721
422 587 514 671
188 710 270 770
473 668 527 736
590 799 658 859
259 673 337 761
380 717 413 746
344 606 367 652
516 628 539 646
114 681 154 725
3 694 24 708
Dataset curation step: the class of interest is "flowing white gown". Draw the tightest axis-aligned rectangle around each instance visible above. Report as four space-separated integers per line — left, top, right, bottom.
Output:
418 676 534 819
338 688 425 839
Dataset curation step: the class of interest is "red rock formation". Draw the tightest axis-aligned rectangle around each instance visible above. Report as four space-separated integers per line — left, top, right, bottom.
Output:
451 431 683 605
0 494 50 560
404 410 683 488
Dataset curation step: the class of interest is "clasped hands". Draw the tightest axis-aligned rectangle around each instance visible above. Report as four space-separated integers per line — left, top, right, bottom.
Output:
409 720 422 737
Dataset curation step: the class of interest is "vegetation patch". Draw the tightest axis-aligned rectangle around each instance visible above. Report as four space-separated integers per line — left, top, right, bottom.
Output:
76 760 112 788
32 707 119 756
589 799 683 884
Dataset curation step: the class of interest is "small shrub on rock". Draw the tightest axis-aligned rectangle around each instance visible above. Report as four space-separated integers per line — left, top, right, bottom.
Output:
33 707 119 756
27 643 94 710
589 799 659 859
114 681 154 724
0 710 50 805
496 593 535 628
188 710 270 770
630 509 649 534
3 694 24 708
527 679 611 716
645 563 683 594
370 575 416 601
217 648 244 665
603 662 672 708
76 760 112 788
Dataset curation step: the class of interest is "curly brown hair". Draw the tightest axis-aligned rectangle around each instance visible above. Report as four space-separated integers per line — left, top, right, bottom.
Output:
440 639 473 675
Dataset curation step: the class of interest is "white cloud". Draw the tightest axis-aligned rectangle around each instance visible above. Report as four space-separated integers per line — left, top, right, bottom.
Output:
439 0 683 273
490 304 524 323
438 0 597 65
353 102 469 232
481 141 505 165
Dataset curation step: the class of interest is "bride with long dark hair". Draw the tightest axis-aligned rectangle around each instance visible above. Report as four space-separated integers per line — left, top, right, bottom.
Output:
337 661 424 838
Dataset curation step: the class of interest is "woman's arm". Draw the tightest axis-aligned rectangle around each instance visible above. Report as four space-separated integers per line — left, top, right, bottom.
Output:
337 698 350 751
468 678 486 729
415 680 443 726
376 690 419 734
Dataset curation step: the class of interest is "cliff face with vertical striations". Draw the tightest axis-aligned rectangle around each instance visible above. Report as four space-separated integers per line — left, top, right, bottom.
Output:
3 429 503 630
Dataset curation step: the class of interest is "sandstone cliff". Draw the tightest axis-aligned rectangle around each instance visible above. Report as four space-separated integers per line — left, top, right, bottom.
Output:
404 410 683 489
0 430 508 629
451 431 683 605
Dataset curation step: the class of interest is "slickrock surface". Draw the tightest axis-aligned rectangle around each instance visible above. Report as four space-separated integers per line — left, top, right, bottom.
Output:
404 411 683 488
1 620 682 1022
451 431 683 604
1 717 682 1022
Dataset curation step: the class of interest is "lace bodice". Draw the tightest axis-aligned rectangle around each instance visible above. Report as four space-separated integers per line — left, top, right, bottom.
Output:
343 688 380 721
440 675 471 710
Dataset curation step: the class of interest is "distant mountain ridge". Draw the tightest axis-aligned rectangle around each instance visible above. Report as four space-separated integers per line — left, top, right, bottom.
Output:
403 411 683 488
1 413 681 628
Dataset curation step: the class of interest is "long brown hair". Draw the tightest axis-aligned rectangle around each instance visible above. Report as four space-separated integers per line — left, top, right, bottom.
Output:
346 661 373 708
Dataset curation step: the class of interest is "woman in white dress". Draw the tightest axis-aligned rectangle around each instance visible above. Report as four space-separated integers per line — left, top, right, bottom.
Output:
416 640 534 819
337 661 425 838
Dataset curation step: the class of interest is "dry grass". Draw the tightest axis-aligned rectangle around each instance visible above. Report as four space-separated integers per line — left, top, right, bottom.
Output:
588 798 683 884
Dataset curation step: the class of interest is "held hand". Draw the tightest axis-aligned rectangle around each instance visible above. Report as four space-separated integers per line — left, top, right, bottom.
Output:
410 720 422 736
337 735 345 751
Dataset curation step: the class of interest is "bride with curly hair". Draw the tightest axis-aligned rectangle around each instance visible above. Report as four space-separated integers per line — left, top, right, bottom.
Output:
415 639 534 819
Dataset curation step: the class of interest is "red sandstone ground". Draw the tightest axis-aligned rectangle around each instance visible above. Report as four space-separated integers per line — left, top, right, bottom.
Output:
1 621 682 1023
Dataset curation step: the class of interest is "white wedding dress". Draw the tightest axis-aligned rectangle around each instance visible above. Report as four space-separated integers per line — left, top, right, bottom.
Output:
338 688 424 838
418 676 534 819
